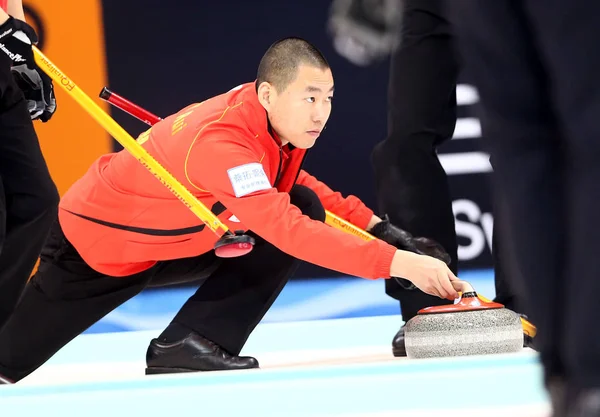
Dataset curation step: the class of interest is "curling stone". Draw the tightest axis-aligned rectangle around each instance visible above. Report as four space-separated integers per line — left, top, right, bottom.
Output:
404 281 524 359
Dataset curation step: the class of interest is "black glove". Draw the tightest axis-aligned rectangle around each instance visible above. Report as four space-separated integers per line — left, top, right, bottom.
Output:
327 0 404 66
370 215 452 265
0 16 56 122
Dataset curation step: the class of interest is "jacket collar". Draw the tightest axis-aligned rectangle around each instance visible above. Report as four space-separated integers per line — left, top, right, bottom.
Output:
235 82 300 152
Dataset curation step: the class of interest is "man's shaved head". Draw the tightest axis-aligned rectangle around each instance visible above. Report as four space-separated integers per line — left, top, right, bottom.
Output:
256 37 330 92
256 38 334 150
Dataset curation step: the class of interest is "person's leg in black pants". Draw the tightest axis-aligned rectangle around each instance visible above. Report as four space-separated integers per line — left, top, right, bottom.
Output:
520 2 600 411
370 0 459 355
449 0 563 394
0 184 326 381
450 0 600 413
0 218 163 382
148 184 327 372
0 216 257 384
490 183 522 313
491 182 537 349
0 55 60 330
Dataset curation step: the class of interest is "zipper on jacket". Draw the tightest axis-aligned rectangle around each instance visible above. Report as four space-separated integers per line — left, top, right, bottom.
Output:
292 152 308 185
274 146 283 187
267 120 284 188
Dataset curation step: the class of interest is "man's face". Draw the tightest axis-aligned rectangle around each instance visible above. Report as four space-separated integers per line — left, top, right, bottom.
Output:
260 65 334 149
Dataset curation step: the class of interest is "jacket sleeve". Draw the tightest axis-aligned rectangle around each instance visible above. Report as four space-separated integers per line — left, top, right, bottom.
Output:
189 136 396 280
296 170 374 231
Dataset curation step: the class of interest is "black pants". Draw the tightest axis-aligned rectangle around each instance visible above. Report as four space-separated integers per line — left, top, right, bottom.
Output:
371 0 522 321
449 0 600 390
0 185 325 382
0 54 59 329
370 0 459 321
491 184 525 313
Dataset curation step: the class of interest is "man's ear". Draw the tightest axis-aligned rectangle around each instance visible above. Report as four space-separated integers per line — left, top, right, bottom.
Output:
257 81 275 110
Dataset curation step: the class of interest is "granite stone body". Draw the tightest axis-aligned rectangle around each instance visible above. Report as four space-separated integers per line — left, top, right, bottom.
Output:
404 307 523 358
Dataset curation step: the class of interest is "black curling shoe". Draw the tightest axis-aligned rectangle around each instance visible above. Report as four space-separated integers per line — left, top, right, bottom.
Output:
146 331 259 375
0 373 13 384
392 325 407 357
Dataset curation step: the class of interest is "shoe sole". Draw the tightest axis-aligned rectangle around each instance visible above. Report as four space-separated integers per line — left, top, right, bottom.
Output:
146 365 260 375
392 347 407 358
145 367 198 375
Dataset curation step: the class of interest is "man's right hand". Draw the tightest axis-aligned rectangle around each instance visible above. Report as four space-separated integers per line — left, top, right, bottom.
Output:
0 16 38 68
390 250 460 300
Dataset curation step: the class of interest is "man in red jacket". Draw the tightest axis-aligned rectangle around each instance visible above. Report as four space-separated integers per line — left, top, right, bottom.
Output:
0 37 459 383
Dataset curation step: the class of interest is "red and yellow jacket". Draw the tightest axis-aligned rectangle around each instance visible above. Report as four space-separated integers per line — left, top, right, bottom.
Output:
58 82 397 277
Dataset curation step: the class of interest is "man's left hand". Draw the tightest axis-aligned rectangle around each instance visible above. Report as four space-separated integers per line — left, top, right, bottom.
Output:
370 215 452 265
12 64 57 122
